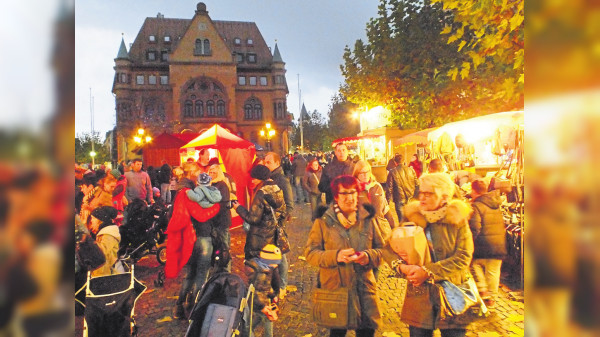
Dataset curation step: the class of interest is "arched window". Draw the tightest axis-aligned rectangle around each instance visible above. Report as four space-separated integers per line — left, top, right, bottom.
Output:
195 100 203 117
184 100 193 117
195 39 202 55
245 104 252 119
253 104 262 120
203 39 211 54
217 100 225 116
207 100 215 116
277 102 283 119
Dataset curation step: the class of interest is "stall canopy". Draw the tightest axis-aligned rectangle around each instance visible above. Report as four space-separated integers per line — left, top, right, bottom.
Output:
331 134 381 146
180 124 256 227
142 132 200 167
428 111 523 143
396 127 439 145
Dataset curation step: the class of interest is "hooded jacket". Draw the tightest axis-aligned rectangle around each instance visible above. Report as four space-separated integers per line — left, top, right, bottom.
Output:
244 259 281 311
392 199 474 330
305 204 384 330
469 191 507 259
269 166 294 219
236 181 286 259
165 189 220 278
91 224 121 277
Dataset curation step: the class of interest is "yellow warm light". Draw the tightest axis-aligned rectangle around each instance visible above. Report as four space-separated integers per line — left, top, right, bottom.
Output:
352 112 359 119
90 151 96 157
266 123 271 129
137 128 145 135
268 129 275 136
260 130 265 136
134 136 142 143
145 136 152 142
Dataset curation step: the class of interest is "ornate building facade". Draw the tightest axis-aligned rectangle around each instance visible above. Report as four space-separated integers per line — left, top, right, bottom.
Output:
113 2 291 160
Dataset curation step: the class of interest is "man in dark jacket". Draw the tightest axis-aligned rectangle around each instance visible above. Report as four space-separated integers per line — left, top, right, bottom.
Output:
385 155 418 222
263 152 294 298
469 179 507 308
291 152 308 203
318 143 355 204
158 161 172 204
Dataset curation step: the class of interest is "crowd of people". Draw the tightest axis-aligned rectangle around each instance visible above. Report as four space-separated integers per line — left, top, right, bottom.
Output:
75 141 507 337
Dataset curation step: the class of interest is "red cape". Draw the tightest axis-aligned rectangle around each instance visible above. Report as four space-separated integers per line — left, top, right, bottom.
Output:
164 188 220 278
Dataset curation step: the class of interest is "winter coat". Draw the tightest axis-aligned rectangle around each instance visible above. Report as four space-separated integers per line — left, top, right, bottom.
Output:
358 181 395 239
158 163 172 185
244 259 281 311
165 189 220 278
305 204 385 330
302 170 322 195
385 165 419 206
269 166 294 219
186 185 222 208
236 181 286 260
318 157 355 204
112 177 128 212
292 155 308 177
392 200 474 330
91 224 121 277
409 160 423 178
469 191 507 259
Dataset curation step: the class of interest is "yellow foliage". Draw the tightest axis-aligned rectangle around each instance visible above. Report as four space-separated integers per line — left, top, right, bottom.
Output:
460 62 470 79
518 73 524 83
441 25 453 35
458 40 467 51
510 14 524 31
448 68 458 81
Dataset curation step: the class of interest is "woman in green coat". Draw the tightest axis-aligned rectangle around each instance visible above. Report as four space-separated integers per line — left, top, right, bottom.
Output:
305 175 386 337
387 173 474 337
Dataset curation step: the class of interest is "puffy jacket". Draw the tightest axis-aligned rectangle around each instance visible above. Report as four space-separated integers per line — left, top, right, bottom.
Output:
385 165 418 205
236 181 286 260
469 191 507 259
386 200 474 330
269 166 294 219
244 259 281 311
305 204 384 330
318 157 355 204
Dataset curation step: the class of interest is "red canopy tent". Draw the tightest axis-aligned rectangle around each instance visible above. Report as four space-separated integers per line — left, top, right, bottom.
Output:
180 124 256 227
142 132 200 167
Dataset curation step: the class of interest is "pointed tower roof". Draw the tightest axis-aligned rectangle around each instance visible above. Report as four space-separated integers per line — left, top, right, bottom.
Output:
116 37 129 59
272 43 283 63
299 103 310 121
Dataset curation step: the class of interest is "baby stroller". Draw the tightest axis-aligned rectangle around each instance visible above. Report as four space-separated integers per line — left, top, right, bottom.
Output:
185 271 255 337
119 199 171 265
75 266 146 337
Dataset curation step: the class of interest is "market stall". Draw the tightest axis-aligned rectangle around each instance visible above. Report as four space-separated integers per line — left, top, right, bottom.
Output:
180 124 256 227
391 127 439 168
140 132 200 167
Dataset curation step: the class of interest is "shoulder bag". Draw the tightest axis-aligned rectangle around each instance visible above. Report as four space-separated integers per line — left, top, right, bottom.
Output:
269 205 290 254
425 226 488 324
311 267 351 329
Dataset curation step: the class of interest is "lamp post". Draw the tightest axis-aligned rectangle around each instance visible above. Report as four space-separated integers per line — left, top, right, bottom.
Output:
133 127 152 160
90 150 96 167
260 123 276 151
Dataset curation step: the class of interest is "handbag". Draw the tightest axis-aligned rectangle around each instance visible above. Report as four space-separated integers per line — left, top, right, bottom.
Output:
425 227 488 324
269 205 290 253
311 268 351 329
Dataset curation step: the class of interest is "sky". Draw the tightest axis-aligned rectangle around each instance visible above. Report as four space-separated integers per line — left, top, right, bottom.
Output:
75 0 379 138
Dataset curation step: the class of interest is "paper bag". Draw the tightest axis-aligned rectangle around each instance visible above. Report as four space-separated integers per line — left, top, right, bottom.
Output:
389 223 431 266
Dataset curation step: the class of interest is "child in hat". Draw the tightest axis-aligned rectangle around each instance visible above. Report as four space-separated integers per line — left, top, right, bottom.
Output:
186 173 222 208
89 206 121 277
244 244 282 337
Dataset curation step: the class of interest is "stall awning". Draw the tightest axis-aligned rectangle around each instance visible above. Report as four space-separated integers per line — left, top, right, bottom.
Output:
394 127 439 145
332 134 381 146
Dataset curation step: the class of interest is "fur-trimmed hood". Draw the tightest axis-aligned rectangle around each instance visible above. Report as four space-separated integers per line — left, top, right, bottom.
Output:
403 199 472 228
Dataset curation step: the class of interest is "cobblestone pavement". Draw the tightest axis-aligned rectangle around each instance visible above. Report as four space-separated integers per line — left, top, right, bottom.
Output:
76 201 524 336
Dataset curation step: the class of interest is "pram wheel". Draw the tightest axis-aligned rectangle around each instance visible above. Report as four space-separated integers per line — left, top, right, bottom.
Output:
157 246 167 265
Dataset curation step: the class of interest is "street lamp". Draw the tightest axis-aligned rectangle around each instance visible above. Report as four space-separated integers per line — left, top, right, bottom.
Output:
260 123 276 151
90 150 97 167
134 128 152 144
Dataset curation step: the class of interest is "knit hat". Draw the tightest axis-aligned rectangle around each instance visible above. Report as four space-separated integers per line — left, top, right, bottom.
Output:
91 206 118 224
153 187 160 197
259 244 282 265
250 164 271 181
110 169 121 179
207 157 221 167
197 173 212 186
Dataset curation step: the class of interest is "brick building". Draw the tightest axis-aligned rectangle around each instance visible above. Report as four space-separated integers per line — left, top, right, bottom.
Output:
113 2 291 161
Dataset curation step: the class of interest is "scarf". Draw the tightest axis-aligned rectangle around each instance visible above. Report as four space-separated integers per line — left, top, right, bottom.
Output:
421 204 448 223
333 203 357 229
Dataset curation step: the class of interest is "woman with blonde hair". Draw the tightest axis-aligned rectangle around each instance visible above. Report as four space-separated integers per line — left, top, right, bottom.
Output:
80 173 118 226
387 172 474 337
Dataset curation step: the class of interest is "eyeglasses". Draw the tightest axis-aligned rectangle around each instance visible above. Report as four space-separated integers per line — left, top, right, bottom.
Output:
419 191 436 198
337 190 358 195
357 170 370 175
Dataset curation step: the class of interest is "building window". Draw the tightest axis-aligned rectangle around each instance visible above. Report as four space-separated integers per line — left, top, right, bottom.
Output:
249 77 257 86
195 100 204 117
148 75 156 85
136 75 144 85
247 53 257 63
120 73 127 83
149 35 156 42
184 100 193 117
244 97 262 120
277 102 284 119
235 53 244 63
147 51 156 61
247 38 253 46
160 75 168 85
234 37 241 45
260 76 267 86
161 51 169 61
217 100 225 116
238 76 246 85
164 35 170 42
194 38 211 55
207 100 215 116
